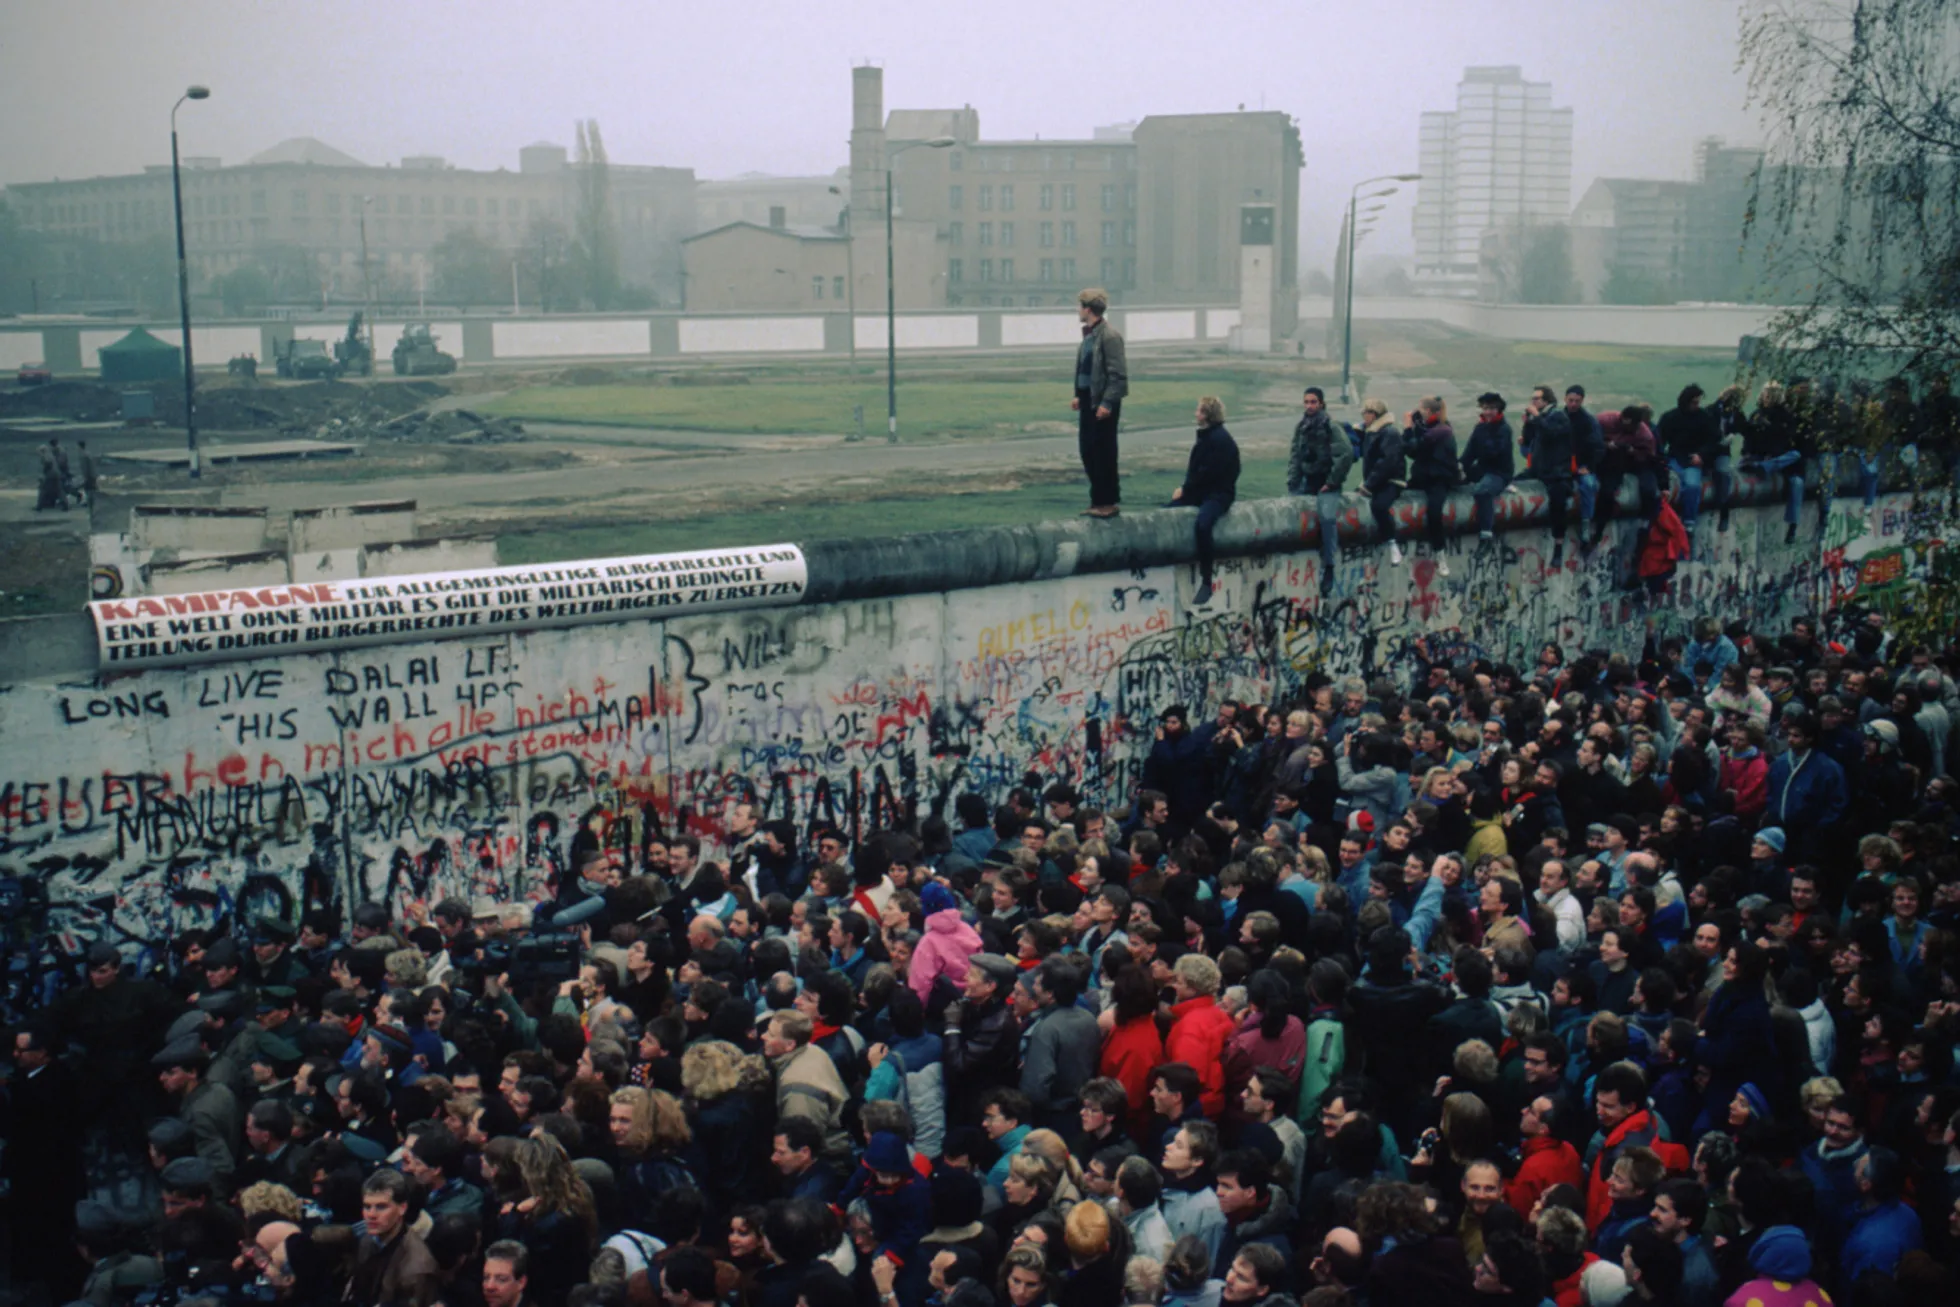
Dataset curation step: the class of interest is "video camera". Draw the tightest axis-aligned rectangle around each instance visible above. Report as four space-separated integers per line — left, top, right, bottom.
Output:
454 931 583 989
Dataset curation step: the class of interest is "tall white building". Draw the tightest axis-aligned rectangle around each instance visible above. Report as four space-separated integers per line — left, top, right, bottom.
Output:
1412 66 1572 297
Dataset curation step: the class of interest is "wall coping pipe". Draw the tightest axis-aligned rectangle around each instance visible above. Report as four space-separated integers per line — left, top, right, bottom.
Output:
0 461 1904 686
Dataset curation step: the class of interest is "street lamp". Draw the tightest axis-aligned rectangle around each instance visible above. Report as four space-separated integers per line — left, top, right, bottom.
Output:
170 84 210 478
884 136 956 443
1341 172 1419 405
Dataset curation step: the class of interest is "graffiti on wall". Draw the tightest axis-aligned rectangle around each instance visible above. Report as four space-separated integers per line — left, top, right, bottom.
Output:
1 492 1950 968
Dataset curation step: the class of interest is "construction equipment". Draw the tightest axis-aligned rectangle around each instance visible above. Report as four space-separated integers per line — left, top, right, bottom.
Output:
272 336 341 380
334 311 374 376
392 323 458 376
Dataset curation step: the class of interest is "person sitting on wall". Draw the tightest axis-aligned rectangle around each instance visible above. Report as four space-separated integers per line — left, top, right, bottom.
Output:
1168 395 1241 608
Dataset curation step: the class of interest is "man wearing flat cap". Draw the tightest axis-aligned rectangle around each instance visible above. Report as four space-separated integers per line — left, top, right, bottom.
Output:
248 912 310 990
157 1156 246 1277
941 952 1022 1125
154 1041 241 1184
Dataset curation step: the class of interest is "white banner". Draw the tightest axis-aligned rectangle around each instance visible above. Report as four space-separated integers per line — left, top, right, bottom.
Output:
89 545 808 670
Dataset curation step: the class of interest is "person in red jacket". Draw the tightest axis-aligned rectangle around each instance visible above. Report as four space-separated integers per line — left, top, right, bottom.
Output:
1716 722 1770 823
1507 1093 1583 1220
1097 964 1167 1141
1164 953 1238 1118
1585 1063 1667 1231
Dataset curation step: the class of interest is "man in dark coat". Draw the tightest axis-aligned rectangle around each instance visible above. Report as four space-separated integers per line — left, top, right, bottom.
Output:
1523 386 1576 566
1145 705 1213 838
941 954 1022 1128
1074 287 1129 517
1170 395 1242 605
1288 385 1354 586
5 1027 87 1297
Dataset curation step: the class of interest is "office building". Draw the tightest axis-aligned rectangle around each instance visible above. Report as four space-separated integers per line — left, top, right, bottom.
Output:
1413 65 1573 297
7 137 695 307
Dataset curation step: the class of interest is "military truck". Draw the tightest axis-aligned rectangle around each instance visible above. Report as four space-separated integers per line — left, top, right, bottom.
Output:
392 324 458 376
273 336 341 380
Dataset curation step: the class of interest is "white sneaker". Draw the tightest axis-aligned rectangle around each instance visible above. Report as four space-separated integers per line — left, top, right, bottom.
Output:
1437 555 1451 578
1389 541 1404 565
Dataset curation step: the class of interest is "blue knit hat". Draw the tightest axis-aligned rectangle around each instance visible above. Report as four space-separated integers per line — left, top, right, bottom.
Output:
1756 827 1787 853
1737 1083 1770 1120
864 1131 911 1174
1749 1225 1813 1280
920 881 960 916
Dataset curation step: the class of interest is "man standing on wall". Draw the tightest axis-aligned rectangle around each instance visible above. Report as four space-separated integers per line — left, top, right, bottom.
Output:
1073 287 1129 519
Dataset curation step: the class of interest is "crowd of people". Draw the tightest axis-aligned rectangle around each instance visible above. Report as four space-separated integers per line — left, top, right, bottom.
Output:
1281 372 1960 587
8 604 1960 1307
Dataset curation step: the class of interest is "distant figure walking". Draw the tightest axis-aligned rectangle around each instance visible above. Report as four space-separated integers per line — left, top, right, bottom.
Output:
1072 287 1128 518
1169 395 1240 606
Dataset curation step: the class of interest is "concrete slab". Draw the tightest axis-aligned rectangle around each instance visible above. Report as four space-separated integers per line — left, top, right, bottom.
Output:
108 439 357 467
0 418 127 432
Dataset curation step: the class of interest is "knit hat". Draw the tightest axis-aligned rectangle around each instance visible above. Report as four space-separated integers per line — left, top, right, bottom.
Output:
921 881 960 917
1581 1259 1630 1307
864 1131 911 1175
1737 1083 1770 1120
1749 1226 1813 1280
1755 827 1787 854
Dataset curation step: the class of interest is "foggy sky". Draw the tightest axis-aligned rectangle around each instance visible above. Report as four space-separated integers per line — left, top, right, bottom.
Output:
3 0 1759 267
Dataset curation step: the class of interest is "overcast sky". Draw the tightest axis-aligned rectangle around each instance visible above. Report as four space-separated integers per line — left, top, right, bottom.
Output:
3 0 1758 266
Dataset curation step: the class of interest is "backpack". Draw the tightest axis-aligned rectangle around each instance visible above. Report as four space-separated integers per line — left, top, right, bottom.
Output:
1343 421 1363 464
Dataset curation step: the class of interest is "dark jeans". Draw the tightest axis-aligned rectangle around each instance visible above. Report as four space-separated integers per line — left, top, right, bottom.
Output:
1078 390 1121 506
1421 484 1450 550
1177 496 1232 580
1540 476 1572 541
1596 467 1660 527
1369 487 1400 544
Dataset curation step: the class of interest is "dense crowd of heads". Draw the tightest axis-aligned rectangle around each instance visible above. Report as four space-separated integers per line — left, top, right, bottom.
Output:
10 603 1960 1307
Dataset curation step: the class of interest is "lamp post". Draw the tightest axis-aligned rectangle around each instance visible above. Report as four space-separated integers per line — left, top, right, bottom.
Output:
170 85 210 478
884 136 956 443
1341 172 1419 406
358 197 376 370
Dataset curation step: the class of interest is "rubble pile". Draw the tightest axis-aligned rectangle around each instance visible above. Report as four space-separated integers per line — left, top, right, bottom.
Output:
368 409 528 445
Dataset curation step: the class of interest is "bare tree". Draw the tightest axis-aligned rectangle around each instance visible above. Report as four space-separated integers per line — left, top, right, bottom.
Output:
1740 0 1960 379
573 119 620 310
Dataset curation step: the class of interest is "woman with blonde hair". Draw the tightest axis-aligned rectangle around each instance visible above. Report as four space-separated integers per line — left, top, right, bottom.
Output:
1018 1128 1083 1208
1745 379 1807 542
608 1086 695 1229
681 1039 768 1214
499 1133 597 1306
1168 395 1242 606
1359 396 1408 565
996 1152 1062 1243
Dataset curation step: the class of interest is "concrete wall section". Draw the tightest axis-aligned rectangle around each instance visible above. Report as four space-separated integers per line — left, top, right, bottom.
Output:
492 319 652 359
853 314 982 351
2 489 1945 958
1302 295 1778 348
677 316 827 354
1120 309 1198 342
1000 314 1082 348
0 330 48 369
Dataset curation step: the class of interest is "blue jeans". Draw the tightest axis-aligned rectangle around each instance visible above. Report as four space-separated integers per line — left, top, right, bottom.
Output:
1472 473 1507 535
1576 471 1598 521
1316 490 1344 572
1819 451 1882 510
1672 460 1704 526
1758 451 1805 523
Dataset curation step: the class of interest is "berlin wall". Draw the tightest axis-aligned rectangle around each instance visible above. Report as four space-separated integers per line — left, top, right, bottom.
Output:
0 483 1950 973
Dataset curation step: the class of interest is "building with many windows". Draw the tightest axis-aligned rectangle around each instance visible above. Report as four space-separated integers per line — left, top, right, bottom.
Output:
1413 66 1573 297
7 137 695 308
683 66 1301 319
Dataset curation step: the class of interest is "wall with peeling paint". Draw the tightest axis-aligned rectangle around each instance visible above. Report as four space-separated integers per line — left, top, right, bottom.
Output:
1 490 1950 973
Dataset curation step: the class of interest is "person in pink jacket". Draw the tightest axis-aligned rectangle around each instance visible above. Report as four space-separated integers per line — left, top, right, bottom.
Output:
909 881 983 1004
